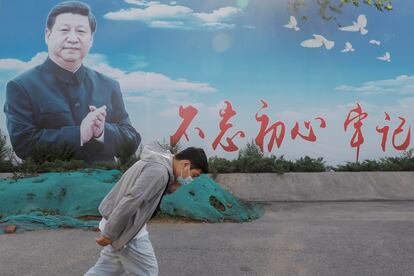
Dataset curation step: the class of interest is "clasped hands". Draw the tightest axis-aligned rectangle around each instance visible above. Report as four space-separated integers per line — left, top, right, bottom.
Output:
81 105 107 144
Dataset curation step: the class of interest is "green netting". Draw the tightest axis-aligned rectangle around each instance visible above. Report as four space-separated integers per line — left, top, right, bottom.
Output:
0 170 262 234
0 169 120 233
0 212 98 234
0 170 120 217
160 174 263 222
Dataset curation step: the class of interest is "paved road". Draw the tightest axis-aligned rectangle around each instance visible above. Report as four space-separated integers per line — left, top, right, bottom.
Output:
1 201 414 276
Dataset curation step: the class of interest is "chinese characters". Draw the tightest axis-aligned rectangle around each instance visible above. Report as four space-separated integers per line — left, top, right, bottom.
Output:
170 100 411 161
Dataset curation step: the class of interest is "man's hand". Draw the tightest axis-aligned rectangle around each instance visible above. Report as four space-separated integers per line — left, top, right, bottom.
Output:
80 105 107 144
89 105 107 138
80 112 95 144
96 235 112 247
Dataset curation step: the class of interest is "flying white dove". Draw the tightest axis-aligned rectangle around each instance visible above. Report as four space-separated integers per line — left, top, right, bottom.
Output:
341 42 355 53
339 14 368 35
369 40 381 46
284 16 300 31
377 52 391 62
301 34 335 50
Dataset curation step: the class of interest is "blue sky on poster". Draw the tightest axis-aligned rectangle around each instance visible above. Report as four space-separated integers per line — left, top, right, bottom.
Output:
0 0 413 164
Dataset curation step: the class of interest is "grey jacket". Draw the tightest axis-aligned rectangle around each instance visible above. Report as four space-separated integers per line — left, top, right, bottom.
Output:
98 142 174 251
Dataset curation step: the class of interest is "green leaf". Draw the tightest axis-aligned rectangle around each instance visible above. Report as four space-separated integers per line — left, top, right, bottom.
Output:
385 3 393 10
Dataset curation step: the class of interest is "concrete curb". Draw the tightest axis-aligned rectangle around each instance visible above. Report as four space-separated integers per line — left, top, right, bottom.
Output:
214 172 414 202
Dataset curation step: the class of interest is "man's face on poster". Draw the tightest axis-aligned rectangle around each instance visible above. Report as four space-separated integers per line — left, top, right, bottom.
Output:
45 13 93 67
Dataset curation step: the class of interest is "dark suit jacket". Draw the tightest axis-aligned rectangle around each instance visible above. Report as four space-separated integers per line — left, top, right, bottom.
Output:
4 57 141 163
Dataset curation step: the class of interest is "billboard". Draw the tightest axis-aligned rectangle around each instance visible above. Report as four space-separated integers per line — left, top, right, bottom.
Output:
0 0 412 165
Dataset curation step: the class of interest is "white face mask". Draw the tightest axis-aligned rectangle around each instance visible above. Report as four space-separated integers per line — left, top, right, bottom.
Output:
177 176 193 186
177 165 193 186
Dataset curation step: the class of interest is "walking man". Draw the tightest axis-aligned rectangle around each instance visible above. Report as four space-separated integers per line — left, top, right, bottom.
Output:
85 141 209 275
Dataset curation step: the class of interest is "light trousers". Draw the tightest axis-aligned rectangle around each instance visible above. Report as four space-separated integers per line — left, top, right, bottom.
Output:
85 234 158 276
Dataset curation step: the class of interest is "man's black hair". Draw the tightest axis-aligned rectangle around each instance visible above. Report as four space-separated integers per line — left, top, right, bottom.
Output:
46 1 97 33
175 147 209 174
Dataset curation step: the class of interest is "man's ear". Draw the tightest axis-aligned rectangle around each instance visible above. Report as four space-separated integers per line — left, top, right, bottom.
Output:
45 28 51 45
89 34 94 48
184 160 191 168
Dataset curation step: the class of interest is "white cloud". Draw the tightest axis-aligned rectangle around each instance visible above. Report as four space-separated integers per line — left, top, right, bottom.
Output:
85 54 217 97
84 53 108 65
0 52 47 72
86 61 126 79
195 7 240 22
84 53 217 97
124 95 152 103
118 54 150 69
160 100 225 118
118 72 216 95
104 2 242 30
397 97 414 108
0 52 217 100
125 0 160 7
335 75 414 95
0 59 28 71
159 106 178 117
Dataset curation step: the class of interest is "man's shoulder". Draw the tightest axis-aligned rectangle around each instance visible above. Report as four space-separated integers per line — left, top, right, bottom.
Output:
10 64 43 84
131 159 170 177
121 160 169 186
135 159 169 170
84 66 119 88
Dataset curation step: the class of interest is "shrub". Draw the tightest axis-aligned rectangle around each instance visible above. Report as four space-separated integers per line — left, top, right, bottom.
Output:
209 156 235 175
161 138 182 154
208 142 327 174
0 130 13 172
30 142 75 164
116 140 139 166
116 142 141 170
334 149 414 171
233 155 281 173
292 156 326 172
238 139 263 158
